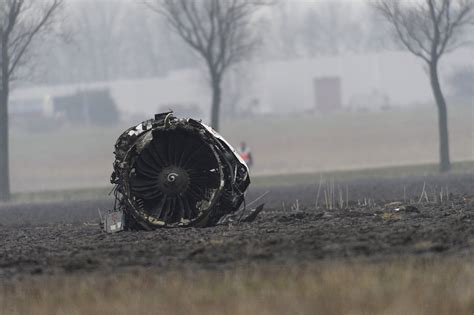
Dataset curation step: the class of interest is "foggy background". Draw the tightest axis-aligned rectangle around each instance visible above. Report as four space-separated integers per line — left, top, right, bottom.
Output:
8 0 474 192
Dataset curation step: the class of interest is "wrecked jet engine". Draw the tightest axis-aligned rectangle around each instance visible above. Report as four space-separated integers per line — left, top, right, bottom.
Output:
109 112 250 230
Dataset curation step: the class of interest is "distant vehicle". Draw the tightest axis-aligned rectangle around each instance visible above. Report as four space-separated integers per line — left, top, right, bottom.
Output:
54 89 119 125
10 89 120 131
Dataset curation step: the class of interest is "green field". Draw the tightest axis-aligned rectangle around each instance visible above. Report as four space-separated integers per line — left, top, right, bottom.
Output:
9 106 473 193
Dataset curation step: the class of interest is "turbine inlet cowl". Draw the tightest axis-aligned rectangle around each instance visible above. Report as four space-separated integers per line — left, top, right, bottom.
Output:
110 112 250 229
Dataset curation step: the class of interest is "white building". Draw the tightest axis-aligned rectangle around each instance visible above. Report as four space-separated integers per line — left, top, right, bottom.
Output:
10 48 473 122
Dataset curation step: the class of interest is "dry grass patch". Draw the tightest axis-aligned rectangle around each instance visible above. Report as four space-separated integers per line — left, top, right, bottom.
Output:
1 258 473 315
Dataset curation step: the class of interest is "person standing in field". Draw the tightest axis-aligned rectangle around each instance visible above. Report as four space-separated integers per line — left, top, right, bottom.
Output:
238 141 253 168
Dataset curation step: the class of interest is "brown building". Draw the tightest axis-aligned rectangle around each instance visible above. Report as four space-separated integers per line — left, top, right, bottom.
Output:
313 76 342 113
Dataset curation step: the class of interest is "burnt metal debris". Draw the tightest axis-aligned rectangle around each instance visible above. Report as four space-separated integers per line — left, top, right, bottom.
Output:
109 112 251 230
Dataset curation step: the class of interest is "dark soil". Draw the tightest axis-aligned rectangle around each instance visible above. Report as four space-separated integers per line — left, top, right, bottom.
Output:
0 173 472 279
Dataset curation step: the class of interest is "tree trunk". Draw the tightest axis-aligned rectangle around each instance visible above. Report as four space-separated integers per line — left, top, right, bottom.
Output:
0 30 10 201
429 61 451 172
210 78 222 131
0 88 10 201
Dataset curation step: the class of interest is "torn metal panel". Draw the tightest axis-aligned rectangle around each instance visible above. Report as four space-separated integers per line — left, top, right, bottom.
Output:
110 112 251 230
104 210 125 233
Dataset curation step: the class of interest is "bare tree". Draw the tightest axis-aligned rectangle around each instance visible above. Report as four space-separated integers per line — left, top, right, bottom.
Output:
0 0 62 201
147 0 265 131
373 0 474 172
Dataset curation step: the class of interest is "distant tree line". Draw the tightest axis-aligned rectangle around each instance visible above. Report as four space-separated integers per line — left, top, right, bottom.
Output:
31 0 400 86
34 0 197 85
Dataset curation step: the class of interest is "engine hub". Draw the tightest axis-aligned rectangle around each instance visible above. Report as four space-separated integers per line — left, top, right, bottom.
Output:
157 166 190 195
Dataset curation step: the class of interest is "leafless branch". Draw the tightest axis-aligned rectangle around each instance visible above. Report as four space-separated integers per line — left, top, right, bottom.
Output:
146 0 266 129
148 0 265 78
373 0 473 172
1 0 63 83
373 0 474 64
